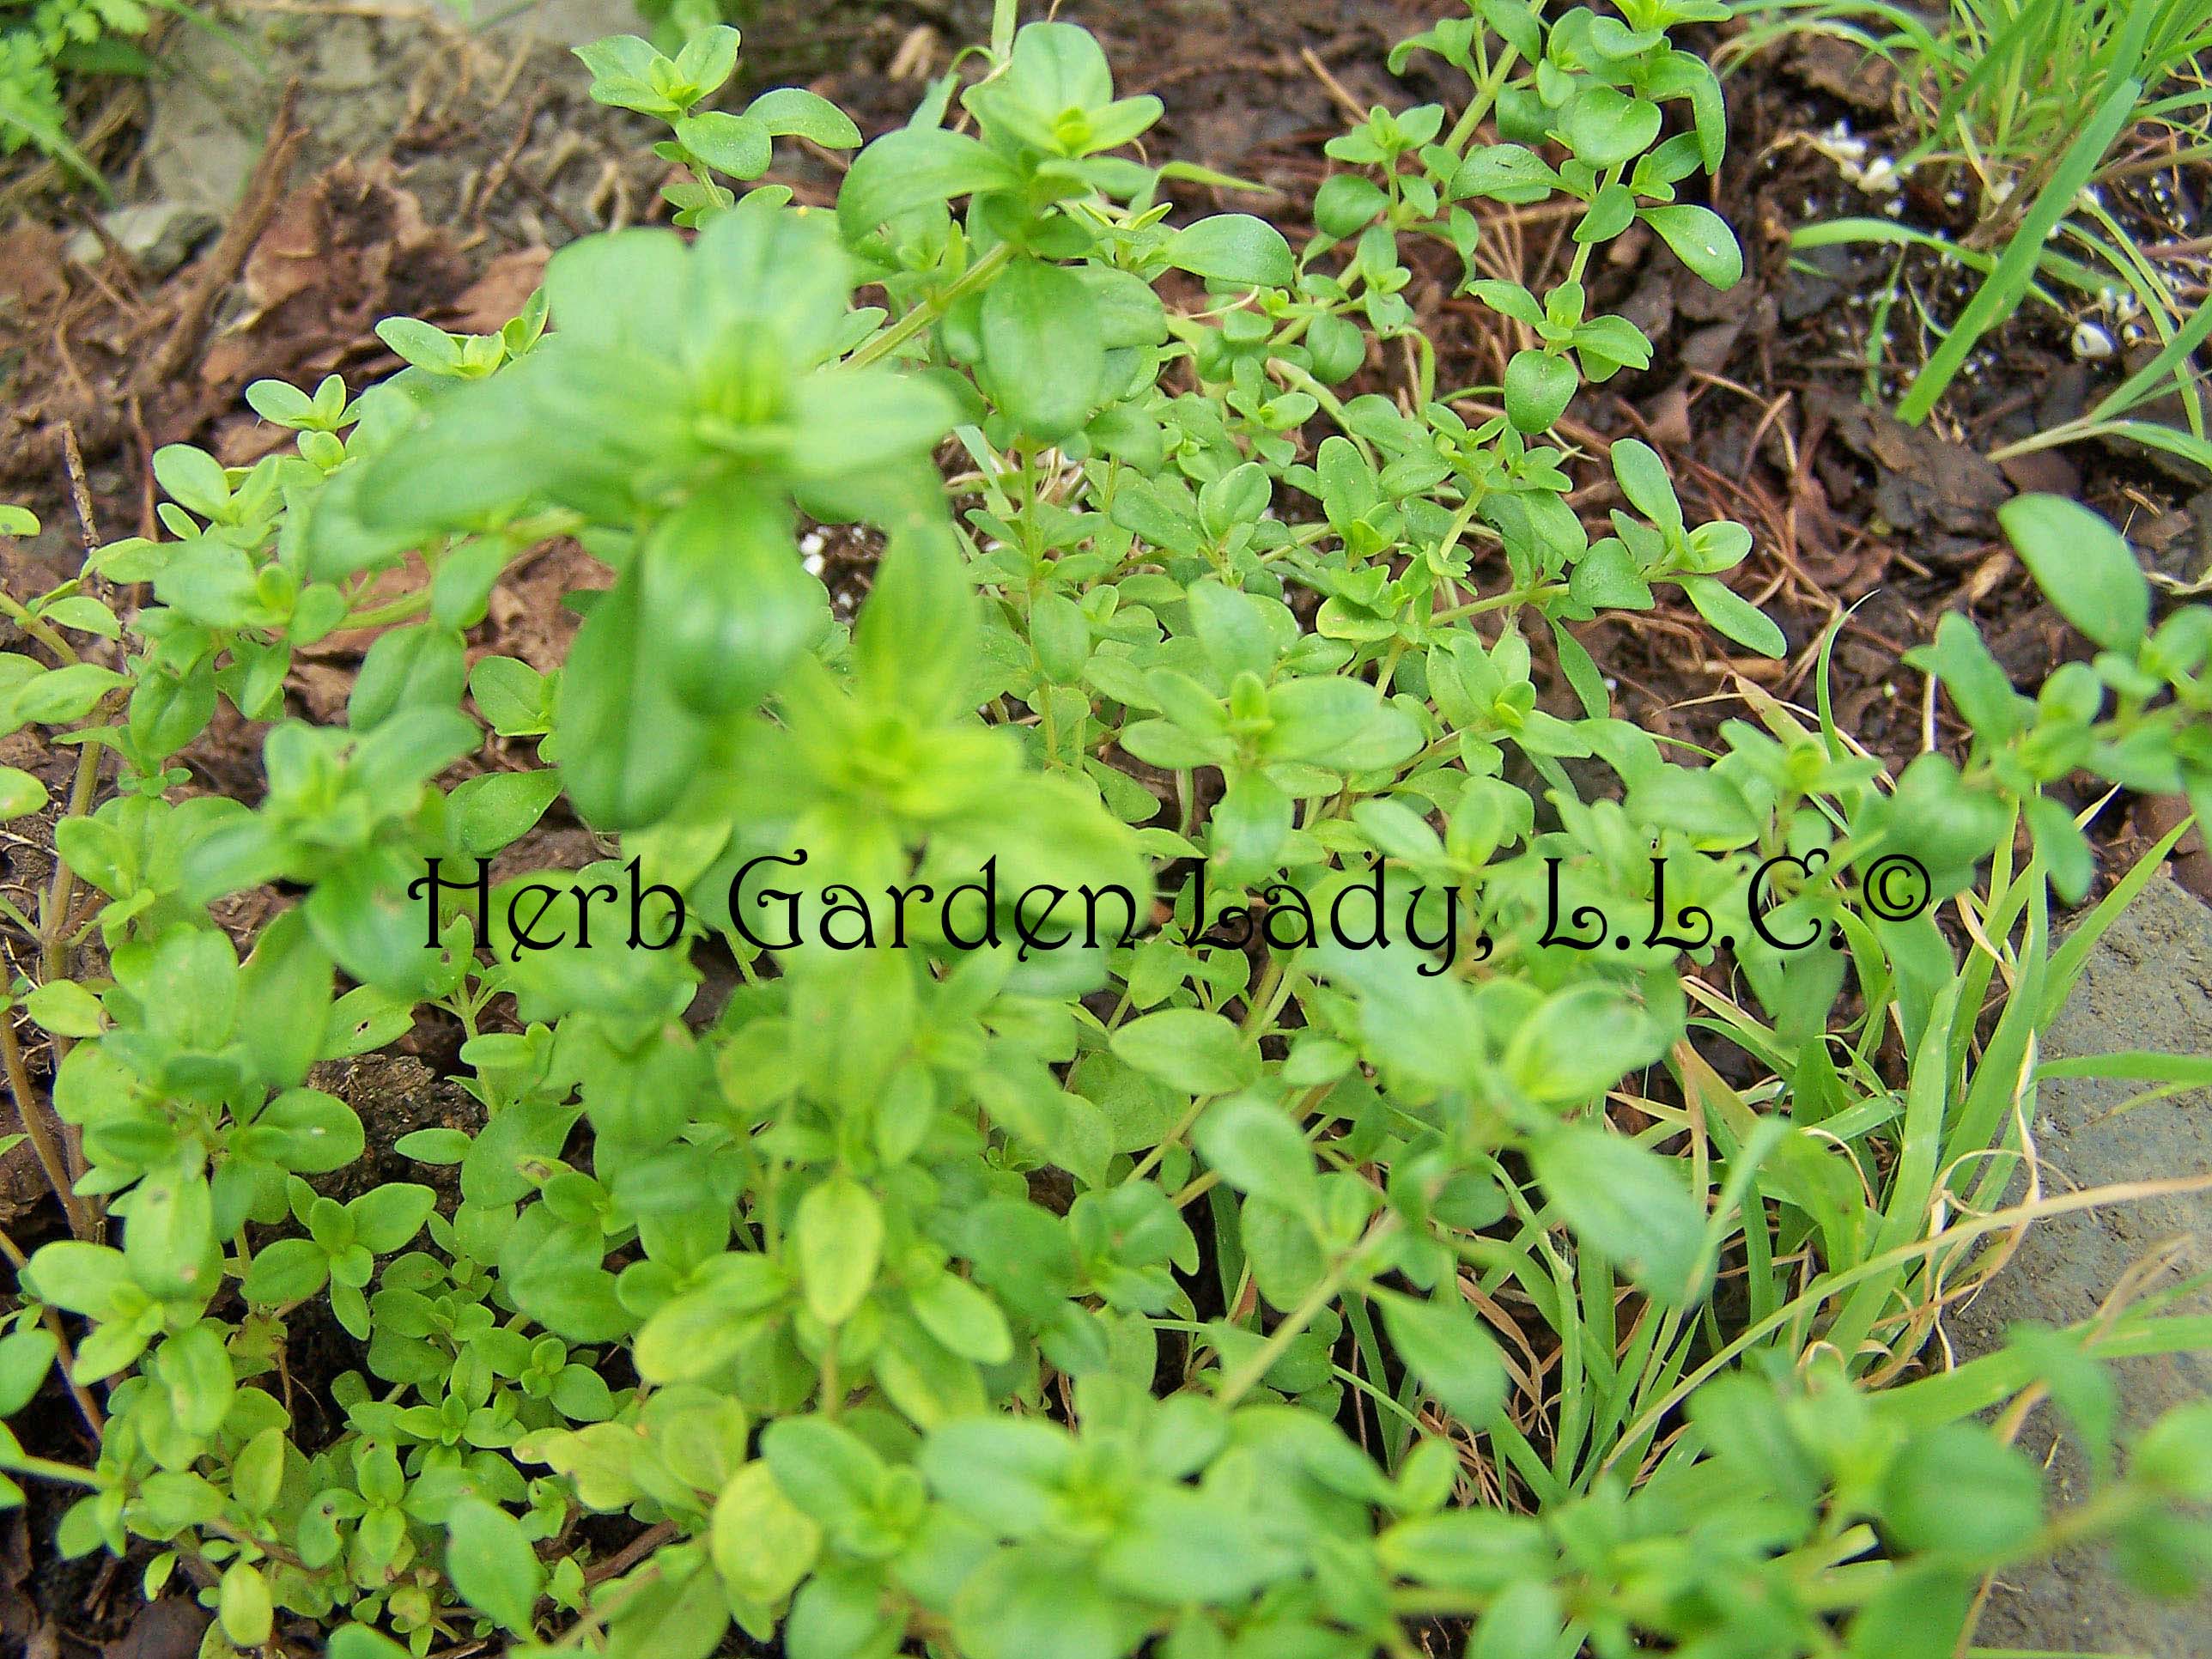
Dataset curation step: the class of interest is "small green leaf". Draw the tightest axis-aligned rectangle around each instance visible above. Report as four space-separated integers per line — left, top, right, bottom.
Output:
1998 495 2149 652
23 979 103 1038
678 111 772 178
1641 204 1742 289
25 1241 131 1318
2024 793 2094 905
673 24 740 98
1165 215 1296 288
0 1329 57 1415
252 1089 367 1175
1378 1290 1505 1425
245 380 318 426
1529 1126 1707 1302
1110 1008 1254 1095
218 1561 274 1647
1880 1424 2044 1558
1194 1096 1318 1218
1610 438 1683 532
446 1496 544 1636
449 770 563 858
471 655 550 735
152 445 230 520
1503 349 1575 434
553 556 708 830
327 1628 411 1659
796 1175 883 1325
1559 87 1662 167
0 766 47 818
125 1164 216 1303
838 127 1021 240
347 1183 437 1254
908 1273 1014 1364
714 1462 822 1605
242 1238 331 1304
1314 173 1388 238
1453 143 1559 204
1097 1485 1299 1605
1472 1579 1566 1659
982 259 1107 442
952 1540 1147 1659
1680 574 1785 658
1502 982 1666 1103
1844 1568 1975 1659
374 316 465 373
395 1127 472 1164
747 86 863 148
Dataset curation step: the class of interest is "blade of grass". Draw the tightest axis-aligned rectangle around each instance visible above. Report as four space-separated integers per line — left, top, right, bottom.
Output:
1602 1170 2212 1475
2038 1050 2212 1085
1822 979 1964 1367
1897 75 2143 423
1794 216 2108 301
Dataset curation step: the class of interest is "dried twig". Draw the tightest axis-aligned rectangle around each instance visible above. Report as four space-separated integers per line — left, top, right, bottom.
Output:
0 1014 92 1240
58 423 100 562
467 88 543 222
582 1520 678 1586
139 82 307 393
1299 47 1369 127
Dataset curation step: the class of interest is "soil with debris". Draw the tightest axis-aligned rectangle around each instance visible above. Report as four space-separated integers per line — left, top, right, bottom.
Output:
0 1 2209 1654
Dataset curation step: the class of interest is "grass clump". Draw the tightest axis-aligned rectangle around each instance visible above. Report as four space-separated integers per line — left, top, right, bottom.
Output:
0 5 2209 1658
1732 0 2212 455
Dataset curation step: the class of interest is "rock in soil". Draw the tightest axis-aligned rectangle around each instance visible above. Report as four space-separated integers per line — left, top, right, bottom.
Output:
1946 872 2212 1656
63 202 220 277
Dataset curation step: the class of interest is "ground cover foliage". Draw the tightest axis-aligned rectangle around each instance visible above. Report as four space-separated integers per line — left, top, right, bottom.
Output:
0 0 161 176
2 3 2212 1656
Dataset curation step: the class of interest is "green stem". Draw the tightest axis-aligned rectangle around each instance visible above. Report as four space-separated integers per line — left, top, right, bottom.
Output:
1124 1092 1218 1186
1431 582 1567 624
0 1454 101 1486
1562 161 1628 292
1213 1212 1400 1407
0 593 80 665
848 243 1018 370
343 588 434 630
1443 37 1529 156
36 690 121 1194
1266 359 1375 468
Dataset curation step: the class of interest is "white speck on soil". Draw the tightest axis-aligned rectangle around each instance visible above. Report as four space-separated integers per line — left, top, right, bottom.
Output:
2072 321 2118 361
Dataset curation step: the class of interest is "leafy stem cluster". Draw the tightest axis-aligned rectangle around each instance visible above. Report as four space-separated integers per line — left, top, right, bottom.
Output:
0 6 2209 1659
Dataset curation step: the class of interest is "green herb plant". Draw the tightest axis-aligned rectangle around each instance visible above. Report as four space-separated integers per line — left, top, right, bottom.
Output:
3 6 2212 1659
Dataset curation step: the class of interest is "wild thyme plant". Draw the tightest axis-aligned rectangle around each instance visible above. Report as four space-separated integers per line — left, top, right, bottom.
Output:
2 7 2210 1659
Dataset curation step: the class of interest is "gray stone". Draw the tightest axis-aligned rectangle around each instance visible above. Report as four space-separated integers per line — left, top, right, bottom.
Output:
140 23 264 214
1945 872 2212 1656
64 201 221 277
141 1 647 218
427 0 647 47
